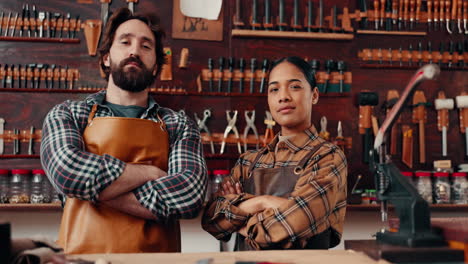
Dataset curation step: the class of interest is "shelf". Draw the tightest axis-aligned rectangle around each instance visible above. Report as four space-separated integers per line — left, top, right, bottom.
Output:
0 36 80 43
347 204 468 212
232 29 354 40
205 153 241 160
359 63 467 71
0 203 62 211
0 154 40 159
356 30 427 36
0 88 351 97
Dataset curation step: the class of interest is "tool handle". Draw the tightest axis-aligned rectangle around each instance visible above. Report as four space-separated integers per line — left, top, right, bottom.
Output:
427 0 432 21
418 120 426 163
363 128 372 163
390 123 398 155
416 0 422 21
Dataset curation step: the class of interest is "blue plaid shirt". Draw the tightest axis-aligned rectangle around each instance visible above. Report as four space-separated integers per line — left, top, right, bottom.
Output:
40 90 207 219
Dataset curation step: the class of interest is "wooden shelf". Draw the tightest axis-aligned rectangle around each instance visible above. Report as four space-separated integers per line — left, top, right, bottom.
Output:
232 29 354 40
205 153 241 160
0 203 62 211
356 30 427 36
0 154 40 159
0 36 80 43
347 204 468 212
359 63 467 71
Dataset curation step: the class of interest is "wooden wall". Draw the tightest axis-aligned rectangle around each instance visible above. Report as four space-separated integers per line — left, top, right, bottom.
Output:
0 0 467 191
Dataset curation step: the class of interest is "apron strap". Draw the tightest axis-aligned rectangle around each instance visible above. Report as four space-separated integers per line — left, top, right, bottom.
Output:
247 148 268 176
293 142 326 175
87 104 99 125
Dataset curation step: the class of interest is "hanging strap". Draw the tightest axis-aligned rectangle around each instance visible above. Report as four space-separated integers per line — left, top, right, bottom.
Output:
87 104 99 125
293 142 326 175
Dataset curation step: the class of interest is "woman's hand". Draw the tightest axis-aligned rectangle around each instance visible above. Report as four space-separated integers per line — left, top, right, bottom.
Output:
221 180 243 195
260 195 288 209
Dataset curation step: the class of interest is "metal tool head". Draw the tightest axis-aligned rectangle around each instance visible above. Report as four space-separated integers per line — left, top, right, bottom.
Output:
226 110 238 126
265 110 274 128
337 121 343 137
245 110 255 123
320 116 327 132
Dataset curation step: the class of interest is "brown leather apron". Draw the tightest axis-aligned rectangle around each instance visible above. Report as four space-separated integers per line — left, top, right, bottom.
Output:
57 104 180 254
236 142 331 251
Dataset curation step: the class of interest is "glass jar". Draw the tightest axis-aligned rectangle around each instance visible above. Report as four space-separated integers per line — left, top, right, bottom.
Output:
9 169 31 203
433 172 451 204
0 169 9 203
211 169 230 199
415 171 433 204
451 172 468 204
30 169 51 203
204 170 212 202
401 171 414 186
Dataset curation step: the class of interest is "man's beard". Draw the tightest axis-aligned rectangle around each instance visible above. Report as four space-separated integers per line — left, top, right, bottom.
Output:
110 57 156 93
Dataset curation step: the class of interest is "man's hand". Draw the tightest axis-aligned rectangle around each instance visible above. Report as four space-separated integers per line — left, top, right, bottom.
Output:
101 192 157 220
260 195 288 209
98 163 167 201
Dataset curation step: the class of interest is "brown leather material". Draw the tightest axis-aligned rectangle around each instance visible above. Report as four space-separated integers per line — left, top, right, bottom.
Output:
57 105 180 254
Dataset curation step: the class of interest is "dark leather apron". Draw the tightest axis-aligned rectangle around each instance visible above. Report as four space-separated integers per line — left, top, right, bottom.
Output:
57 104 180 254
236 142 332 250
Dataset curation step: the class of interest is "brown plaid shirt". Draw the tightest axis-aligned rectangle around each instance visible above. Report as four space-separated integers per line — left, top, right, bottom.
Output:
202 126 347 250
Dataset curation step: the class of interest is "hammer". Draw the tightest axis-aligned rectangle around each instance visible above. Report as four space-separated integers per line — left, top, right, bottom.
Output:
359 91 379 163
434 91 454 157
456 92 468 157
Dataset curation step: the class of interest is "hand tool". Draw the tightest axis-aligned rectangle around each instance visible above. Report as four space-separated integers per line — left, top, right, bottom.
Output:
19 4 26 37
38 12 45 38
427 41 433 64
18 65 24 88
250 58 257 93
392 0 398 25
67 67 75 89
292 0 301 31
358 0 369 29
359 91 379 163
4 12 11 37
46 12 51 38
178 48 189 69
220 110 242 154
456 93 468 157
47 64 55 89
377 48 384 64
415 0 422 28
233 0 244 28
398 0 404 30
194 109 215 154
380 0 386 28
238 58 245 93
434 91 454 157
317 0 324 32
71 15 79 38
32 5 38 37
427 0 433 31
227 57 234 93
0 12 4 36
28 64 36 88
457 0 462 33
264 0 272 30
319 116 330 140
401 125 413 168
1 64 8 88
350 174 362 194
403 0 409 29
13 128 20 155
53 65 61 89
464 0 468 33
440 0 446 32
331 5 340 32
385 0 393 30
448 41 454 67
40 65 48 89
307 0 314 32
251 0 259 30
208 58 214 92
337 61 346 93
408 43 413 66
62 13 71 38
0 118 4 155
243 110 259 151
374 0 380 30
263 111 275 146
278 0 286 31
417 42 423 66
6 65 13 88
409 0 415 29
10 13 18 37
217 57 225 92
412 90 427 164
309 59 320 76
61 66 67 89
450 0 457 34
334 120 345 151
101 0 111 30
34 64 43 88
13 65 20 88
28 126 35 155
259 59 269 93
434 0 440 30
127 0 138 13
323 60 335 93
385 47 393 65
52 13 61 38
385 90 400 155
26 4 31 37
457 41 464 67
438 41 444 66
445 0 452 33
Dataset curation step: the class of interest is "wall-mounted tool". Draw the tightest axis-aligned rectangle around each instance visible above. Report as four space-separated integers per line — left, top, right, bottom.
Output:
259 59 269 93
337 61 346 93
291 0 302 31
263 111 275 146
386 90 400 155
13 128 20 155
463 0 467 34
28 126 35 155
243 110 259 151
178 48 189 69
374 0 380 30
227 57 234 93
385 0 392 30
251 0 259 30
359 91 379 163
317 0 324 32
217 56 225 92
195 109 215 154
306 0 314 32
160 47 173 81
456 93 468 157
126 0 138 14
233 0 245 28
0 118 4 155
208 58 214 92
323 60 335 93
4 12 11 37
0 12 4 36
358 0 368 29
264 0 273 30
434 91 454 157
278 0 287 31
10 13 19 37
250 58 257 93
427 0 433 31
319 116 330 140
100 0 111 29
83 19 102 56
412 90 427 164
310 60 320 76
220 110 242 154
238 58 245 93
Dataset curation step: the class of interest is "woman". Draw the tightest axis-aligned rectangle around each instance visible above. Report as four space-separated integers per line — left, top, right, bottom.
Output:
202 56 347 250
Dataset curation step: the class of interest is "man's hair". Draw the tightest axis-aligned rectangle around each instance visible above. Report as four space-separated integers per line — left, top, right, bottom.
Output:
98 8 166 80
270 56 317 89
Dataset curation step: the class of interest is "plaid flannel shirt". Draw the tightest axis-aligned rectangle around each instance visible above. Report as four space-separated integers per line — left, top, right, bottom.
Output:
40 90 207 220
202 126 347 249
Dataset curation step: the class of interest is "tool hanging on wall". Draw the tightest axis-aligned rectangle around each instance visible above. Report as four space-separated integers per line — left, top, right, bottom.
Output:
227 57 234 93
207 58 214 92
83 19 102 56
160 47 173 81
238 58 245 93
249 58 256 93
412 90 427 164
194 109 215 154
233 0 244 28
259 59 269 93
434 91 454 157
243 110 259 152
359 91 379 163
100 0 111 29
220 110 242 154
0 118 4 155
178 48 189 69
217 57 225 92
455 93 468 157
126 0 138 13
319 116 330 140
263 111 275 146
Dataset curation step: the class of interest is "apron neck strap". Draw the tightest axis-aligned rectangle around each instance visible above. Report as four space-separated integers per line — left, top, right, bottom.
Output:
247 148 268 175
294 142 326 175
87 104 99 124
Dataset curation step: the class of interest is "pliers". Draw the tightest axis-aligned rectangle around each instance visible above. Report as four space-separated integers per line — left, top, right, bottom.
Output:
194 109 215 154
263 111 275 146
243 110 259 151
220 110 242 154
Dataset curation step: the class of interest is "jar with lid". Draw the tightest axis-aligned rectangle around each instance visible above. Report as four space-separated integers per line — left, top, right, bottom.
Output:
433 172 451 204
401 171 414 186
0 169 9 203
211 170 230 199
451 172 468 204
9 169 31 203
415 171 433 204
31 169 51 203
204 170 212 203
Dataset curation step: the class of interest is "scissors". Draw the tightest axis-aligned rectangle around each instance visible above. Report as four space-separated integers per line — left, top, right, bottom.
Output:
220 110 242 154
243 110 259 152
263 111 275 146
194 109 215 154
